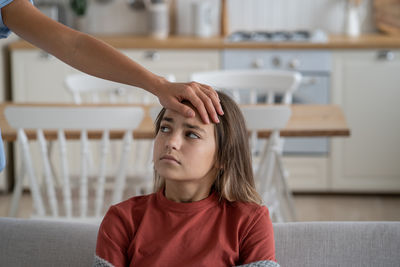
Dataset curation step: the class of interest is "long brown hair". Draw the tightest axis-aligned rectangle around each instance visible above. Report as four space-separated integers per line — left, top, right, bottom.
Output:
153 91 262 205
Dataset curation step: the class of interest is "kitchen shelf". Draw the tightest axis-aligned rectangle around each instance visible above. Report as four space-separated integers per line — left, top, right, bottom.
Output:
8 34 400 50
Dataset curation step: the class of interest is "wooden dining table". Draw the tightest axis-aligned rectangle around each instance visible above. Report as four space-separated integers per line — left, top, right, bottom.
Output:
0 102 350 141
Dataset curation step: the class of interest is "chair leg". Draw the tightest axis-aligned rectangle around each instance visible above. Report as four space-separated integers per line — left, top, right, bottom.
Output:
8 161 26 217
275 151 297 221
263 188 284 223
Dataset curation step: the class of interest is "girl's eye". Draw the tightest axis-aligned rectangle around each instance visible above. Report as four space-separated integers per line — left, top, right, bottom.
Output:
187 132 200 139
160 126 170 133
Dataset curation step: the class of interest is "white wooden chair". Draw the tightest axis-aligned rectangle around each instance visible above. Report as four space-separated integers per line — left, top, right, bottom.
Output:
64 73 176 104
5 106 144 223
191 69 301 105
64 73 175 196
191 69 301 222
241 106 296 222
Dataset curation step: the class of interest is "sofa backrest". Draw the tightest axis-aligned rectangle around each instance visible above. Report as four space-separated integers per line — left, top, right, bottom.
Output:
0 218 98 267
0 218 399 267
274 221 400 266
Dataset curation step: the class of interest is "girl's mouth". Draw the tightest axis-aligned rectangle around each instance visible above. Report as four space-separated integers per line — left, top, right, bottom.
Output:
160 155 181 164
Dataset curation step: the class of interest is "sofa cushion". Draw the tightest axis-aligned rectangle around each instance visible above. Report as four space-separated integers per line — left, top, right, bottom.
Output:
273 221 400 266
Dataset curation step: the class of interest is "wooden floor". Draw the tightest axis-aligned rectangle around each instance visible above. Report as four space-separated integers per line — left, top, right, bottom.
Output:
1 192 400 221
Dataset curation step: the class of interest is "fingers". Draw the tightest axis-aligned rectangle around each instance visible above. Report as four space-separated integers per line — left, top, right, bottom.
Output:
197 86 220 124
199 83 224 116
173 100 196 118
186 82 223 124
159 81 223 124
184 86 210 124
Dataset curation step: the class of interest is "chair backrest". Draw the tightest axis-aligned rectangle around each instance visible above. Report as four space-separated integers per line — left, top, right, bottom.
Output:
191 69 302 104
5 106 144 223
64 74 175 195
240 105 292 131
240 105 291 161
64 73 175 104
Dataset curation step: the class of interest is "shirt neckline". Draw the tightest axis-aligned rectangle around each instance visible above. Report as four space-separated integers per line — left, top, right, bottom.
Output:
156 188 220 213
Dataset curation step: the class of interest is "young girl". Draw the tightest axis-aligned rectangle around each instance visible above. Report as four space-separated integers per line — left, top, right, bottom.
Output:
95 91 278 267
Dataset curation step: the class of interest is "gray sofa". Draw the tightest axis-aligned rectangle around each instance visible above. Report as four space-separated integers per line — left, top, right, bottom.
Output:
0 217 399 267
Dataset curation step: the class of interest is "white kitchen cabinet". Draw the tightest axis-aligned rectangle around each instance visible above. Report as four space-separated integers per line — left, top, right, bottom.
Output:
11 50 78 102
121 50 220 82
331 50 400 192
11 49 220 102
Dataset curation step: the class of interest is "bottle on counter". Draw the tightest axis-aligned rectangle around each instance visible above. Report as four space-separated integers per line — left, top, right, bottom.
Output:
145 0 169 39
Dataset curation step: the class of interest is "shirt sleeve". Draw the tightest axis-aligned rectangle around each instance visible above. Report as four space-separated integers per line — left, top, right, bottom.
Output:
95 205 131 267
239 205 276 264
0 0 34 39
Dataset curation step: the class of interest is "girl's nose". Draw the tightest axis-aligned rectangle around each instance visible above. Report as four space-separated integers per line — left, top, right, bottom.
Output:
165 133 181 150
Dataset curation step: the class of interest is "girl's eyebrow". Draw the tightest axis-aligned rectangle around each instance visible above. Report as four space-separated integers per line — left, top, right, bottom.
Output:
162 117 173 122
183 123 206 134
162 116 206 134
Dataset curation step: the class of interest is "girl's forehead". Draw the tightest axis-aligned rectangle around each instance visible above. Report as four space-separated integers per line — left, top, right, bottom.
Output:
163 109 201 123
163 109 215 133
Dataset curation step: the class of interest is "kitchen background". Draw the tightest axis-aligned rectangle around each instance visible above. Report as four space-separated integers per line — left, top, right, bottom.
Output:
30 0 376 35
1 0 400 221
0 0 378 111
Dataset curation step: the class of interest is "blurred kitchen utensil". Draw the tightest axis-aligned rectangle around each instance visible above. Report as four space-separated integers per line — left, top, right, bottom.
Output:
145 0 169 39
345 0 366 37
127 0 146 10
192 0 212 37
175 0 220 36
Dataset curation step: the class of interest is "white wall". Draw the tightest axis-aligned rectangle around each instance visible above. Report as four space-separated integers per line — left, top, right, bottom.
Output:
227 0 376 34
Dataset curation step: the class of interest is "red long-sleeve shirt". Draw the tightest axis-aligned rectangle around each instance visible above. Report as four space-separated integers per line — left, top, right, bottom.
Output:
95 189 276 267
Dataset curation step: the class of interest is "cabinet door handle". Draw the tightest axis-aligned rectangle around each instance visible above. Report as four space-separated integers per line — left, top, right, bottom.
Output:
377 50 395 61
144 51 160 61
252 58 264 68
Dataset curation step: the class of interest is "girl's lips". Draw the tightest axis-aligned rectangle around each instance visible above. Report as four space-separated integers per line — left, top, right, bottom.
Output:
160 155 181 164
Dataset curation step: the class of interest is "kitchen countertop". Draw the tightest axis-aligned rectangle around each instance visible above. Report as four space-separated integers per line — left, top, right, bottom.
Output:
8 34 400 50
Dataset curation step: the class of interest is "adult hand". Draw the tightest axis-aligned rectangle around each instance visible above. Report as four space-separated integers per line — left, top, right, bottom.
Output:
156 80 224 124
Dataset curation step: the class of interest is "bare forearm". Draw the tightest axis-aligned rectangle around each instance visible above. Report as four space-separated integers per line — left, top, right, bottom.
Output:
2 0 163 94
67 33 164 94
2 0 223 123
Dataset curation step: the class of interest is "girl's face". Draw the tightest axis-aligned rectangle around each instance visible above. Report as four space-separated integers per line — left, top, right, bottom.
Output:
153 108 217 186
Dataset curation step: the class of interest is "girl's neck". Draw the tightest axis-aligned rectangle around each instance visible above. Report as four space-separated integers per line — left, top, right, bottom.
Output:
164 182 213 203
